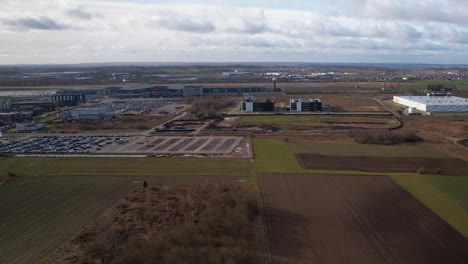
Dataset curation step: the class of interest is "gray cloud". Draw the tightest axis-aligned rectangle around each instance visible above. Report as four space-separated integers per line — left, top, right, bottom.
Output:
334 0 468 24
227 21 270 34
2 16 73 31
67 7 103 20
155 17 215 33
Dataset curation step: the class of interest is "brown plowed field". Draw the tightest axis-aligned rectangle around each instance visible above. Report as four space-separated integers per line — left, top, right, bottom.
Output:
261 173 468 264
295 154 468 175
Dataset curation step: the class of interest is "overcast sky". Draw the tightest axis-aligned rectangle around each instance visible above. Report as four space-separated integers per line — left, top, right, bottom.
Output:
1 0 468 64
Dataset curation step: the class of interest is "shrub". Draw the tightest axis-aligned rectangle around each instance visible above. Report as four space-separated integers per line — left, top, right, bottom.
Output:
417 166 427 174
348 129 423 145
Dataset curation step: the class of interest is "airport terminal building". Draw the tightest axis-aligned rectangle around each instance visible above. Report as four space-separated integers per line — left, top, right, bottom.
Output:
393 94 468 112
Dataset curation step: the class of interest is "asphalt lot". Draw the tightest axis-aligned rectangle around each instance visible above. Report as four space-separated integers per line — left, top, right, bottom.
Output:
0 135 243 155
100 136 243 154
0 135 129 154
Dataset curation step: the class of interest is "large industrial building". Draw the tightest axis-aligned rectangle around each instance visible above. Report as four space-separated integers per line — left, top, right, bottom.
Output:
52 93 85 106
203 86 266 95
0 99 11 111
16 121 45 131
111 85 168 98
393 94 468 112
0 112 31 125
61 108 115 120
110 85 267 98
290 98 322 112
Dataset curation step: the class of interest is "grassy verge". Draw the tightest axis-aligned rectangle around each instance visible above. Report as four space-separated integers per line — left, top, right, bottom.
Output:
37 116 59 123
391 174 468 238
0 157 253 177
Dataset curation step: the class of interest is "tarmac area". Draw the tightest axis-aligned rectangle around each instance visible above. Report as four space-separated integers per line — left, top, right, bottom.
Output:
99 136 243 155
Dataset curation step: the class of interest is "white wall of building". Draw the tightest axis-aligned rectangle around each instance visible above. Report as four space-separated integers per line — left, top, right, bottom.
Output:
245 102 254 112
393 96 468 112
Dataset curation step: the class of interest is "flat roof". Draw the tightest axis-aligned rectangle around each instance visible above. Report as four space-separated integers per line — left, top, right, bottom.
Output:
394 96 468 105
119 85 163 91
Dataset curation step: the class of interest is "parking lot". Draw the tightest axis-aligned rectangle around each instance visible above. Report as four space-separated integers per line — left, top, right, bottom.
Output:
95 100 173 114
101 136 243 154
0 136 129 154
0 135 244 155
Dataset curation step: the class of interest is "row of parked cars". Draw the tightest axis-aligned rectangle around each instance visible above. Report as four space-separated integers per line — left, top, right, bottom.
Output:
0 136 117 154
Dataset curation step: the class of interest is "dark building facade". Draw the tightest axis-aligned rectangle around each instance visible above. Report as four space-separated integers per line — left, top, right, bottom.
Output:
52 93 86 106
241 98 275 112
203 86 266 95
290 98 322 112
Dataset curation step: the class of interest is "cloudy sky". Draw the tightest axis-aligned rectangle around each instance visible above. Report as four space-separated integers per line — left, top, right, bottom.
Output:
1 0 468 64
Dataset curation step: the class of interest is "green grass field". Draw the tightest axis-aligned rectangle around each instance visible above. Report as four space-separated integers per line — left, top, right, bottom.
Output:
287 142 453 158
0 157 253 177
37 116 59 123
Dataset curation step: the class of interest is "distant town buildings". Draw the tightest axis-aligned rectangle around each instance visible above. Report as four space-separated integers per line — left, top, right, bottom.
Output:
222 71 253 77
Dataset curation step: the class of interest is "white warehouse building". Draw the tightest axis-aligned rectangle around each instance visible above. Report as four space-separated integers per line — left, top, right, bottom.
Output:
61 108 115 120
393 94 468 112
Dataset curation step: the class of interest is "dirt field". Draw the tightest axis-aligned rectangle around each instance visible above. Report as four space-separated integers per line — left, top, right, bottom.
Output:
295 153 468 175
261 173 468 264
273 93 387 112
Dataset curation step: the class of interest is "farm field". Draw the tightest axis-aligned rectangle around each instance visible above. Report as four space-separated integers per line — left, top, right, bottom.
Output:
261 173 468 264
391 174 468 237
280 82 398 93
269 94 387 112
0 157 255 264
287 142 453 157
0 157 254 177
235 115 398 130
253 139 380 175
295 154 468 175
390 80 468 93
0 176 137 264
254 138 468 238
